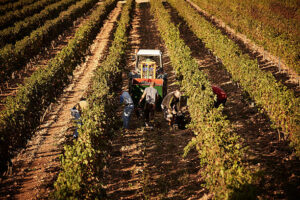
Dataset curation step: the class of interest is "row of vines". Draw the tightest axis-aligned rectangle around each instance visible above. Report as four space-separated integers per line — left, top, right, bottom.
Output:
0 0 36 15
0 0 18 6
168 0 300 156
0 0 60 29
53 0 133 198
150 0 253 199
0 0 99 84
0 0 78 47
191 0 300 74
0 0 117 175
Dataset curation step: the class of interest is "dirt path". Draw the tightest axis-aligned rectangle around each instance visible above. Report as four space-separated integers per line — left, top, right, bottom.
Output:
165 2 300 199
103 2 207 199
186 0 300 97
0 1 102 111
0 3 122 199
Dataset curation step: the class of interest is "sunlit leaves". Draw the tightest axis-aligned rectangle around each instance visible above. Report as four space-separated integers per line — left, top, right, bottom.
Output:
54 0 133 198
151 0 252 199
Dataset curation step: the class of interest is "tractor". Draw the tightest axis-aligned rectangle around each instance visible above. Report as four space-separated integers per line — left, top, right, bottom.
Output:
129 49 167 109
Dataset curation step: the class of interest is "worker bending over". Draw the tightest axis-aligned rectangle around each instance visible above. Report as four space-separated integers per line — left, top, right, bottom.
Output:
212 85 227 108
161 90 182 127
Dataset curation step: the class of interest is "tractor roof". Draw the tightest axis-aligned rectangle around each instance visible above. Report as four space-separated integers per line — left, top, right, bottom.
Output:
137 49 162 57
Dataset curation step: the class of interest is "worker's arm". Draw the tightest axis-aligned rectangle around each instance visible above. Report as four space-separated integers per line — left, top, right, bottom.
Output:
169 95 174 110
155 90 159 104
120 94 124 104
176 97 181 111
139 90 147 104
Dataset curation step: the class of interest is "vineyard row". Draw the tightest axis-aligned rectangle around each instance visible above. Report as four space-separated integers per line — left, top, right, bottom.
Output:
0 0 36 16
191 0 300 74
151 0 252 199
0 0 60 30
168 0 300 156
0 0 117 176
0 0 18 6
0 0 78 48
0 0 99 84
54 0 133 198
0 0 36 15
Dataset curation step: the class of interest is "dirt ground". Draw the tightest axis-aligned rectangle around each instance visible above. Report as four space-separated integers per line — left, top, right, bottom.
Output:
0 1 101 111
186 0 300 97
0 1 299 199
0 2 122 199
102 3 206 199
165 2 300 199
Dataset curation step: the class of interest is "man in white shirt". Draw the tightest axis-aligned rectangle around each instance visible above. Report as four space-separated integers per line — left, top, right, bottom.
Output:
120 89 134 131
139 82 158 127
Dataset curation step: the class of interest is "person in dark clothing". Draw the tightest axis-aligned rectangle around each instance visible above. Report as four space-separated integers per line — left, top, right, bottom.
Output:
120 89 134 131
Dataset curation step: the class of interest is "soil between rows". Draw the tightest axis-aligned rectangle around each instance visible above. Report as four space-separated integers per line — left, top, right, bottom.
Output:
165 2 300 199
0 0 101 111
0 1 298 199
102 3 206 199
0 2 122 199
186 0 300 97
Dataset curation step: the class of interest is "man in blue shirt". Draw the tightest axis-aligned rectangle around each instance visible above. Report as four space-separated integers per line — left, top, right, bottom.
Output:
70 98 88 138
120 89 134 131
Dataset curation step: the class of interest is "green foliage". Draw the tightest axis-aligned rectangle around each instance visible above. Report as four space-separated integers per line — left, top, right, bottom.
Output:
0 0 18 6
0 0 36 15
0 0 60 29
150 0 253 199
168 0 300 157
0 0 78 47
0 0 117 176
53 0 133 198
191 0 300 75
0 0 99 84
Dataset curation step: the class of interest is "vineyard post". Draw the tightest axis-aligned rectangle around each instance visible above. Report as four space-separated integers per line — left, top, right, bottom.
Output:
277 129 282 142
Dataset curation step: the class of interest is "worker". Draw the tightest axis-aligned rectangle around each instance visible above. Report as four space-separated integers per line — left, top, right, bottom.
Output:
161 90 182 127
212 85 227 108
70 97 88 138
78 97 88 112
120 88 134 131
138 81 158 127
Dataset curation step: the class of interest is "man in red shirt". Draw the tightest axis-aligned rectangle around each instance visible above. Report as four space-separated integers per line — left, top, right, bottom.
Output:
212 85 227 108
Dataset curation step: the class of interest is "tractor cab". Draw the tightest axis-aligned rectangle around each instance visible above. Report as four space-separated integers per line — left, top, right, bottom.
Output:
129 49 167 107
139 59 158 79
134 49 163 76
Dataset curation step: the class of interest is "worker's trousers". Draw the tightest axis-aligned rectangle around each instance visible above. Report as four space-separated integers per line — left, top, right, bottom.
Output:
123 104 134 129
144 103 155 123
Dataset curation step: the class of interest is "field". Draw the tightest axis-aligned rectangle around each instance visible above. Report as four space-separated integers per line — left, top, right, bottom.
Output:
0 0 299 199
192 0 300 75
